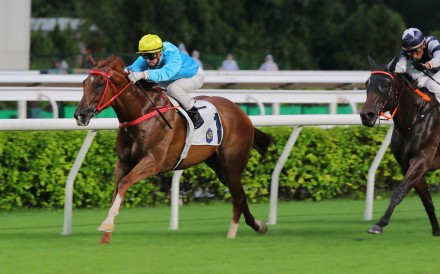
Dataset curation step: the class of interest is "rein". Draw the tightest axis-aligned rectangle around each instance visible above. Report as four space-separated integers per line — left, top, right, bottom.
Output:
119 89 179 128
399 75 431 102
89 70 178 127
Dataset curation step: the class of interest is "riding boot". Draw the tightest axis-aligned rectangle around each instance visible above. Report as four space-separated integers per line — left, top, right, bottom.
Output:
186 106 204 129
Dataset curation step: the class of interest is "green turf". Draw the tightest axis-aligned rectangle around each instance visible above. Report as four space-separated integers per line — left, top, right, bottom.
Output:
1 196 440 274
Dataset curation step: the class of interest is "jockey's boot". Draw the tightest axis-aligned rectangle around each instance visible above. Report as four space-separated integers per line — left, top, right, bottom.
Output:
187 106 204 129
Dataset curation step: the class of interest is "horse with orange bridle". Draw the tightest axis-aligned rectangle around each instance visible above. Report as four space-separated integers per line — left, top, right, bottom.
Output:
74 55 272 243
360 56 440 236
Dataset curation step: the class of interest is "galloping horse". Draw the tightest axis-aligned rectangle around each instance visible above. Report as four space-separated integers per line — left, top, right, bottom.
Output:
360 56 440 236
74 55 272 243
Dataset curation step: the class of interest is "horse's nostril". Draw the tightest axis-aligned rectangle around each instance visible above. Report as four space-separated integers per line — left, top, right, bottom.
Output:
74 113 85 120
360 112 378 121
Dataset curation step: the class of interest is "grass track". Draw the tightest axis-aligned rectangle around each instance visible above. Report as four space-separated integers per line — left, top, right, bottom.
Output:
1 196 440 274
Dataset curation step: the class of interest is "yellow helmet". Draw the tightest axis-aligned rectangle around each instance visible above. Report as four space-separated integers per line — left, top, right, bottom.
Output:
137 34 163 54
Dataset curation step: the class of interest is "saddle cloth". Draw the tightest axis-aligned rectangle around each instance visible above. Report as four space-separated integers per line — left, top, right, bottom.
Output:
166 96 223 170
166 95 223 146
190 100 223 145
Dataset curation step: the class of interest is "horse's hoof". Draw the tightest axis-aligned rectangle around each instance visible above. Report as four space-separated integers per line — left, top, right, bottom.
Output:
256 220 268 234
100 232 112 244
367 224 383 235
98 223 114 233
432 230 440 236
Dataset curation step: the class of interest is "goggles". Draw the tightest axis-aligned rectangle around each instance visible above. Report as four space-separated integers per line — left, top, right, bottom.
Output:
141 53 158 60
406 46 423 54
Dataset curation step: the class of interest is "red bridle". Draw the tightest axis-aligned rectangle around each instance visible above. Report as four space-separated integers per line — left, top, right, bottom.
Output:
89 70 132 113
87 69 179 127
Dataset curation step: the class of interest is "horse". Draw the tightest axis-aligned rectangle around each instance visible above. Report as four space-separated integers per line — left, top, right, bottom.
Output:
74 55 272 244
360 55 440 236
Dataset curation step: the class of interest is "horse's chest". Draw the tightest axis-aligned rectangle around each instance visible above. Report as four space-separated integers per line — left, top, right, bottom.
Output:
128 133 169 161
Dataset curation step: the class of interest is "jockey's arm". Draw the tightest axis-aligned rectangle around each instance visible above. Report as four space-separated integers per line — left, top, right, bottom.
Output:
125 56 148 72
427 37 440 69
395 52 408 73
148 48 182 82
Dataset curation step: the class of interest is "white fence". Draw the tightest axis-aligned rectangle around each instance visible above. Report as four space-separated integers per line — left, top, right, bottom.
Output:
0 116 393 235
0 70 369 118
0 70 389 235
0 70 371 89
0 87 366 118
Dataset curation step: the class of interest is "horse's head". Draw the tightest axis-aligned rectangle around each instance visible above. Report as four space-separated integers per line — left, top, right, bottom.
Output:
74 55 130 126
360 55 399 127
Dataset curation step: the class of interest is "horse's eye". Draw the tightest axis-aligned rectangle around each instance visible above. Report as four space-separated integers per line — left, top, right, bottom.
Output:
95 82 104 89
383 81 390 89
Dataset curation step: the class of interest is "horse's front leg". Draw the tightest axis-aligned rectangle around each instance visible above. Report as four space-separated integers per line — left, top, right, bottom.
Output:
368 157 428 235
99 156 159 244
97 160 130 243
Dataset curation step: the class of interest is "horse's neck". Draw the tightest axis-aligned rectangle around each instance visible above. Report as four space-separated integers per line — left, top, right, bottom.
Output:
394 84 428 129
112 87 157 122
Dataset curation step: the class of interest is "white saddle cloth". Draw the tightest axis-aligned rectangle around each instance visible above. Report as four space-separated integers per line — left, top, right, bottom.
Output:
190 100 223 145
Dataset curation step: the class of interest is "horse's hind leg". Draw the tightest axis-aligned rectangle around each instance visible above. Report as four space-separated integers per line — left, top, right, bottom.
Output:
414 178 440 236
205 154 266 239
369 163 424 235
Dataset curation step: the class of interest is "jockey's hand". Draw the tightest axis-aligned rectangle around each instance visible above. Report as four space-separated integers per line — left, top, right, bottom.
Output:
412 62 427 71
128 71 149 83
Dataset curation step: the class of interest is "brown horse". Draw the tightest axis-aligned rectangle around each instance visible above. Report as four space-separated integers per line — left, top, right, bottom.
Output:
74 55 272 243
360 56 440 236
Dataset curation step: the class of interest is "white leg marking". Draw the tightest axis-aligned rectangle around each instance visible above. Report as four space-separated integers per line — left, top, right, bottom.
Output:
102 194 123 225
227 221 238 239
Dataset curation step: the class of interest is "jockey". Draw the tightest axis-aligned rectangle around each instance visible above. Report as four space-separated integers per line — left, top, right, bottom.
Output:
126 34 204 129
395 28 440 102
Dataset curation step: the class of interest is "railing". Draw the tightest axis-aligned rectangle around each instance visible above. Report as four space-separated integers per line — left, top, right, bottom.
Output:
0 70 385 235
0 70 371 89
0 116 393 235
0 70 370 118
0 87 366 118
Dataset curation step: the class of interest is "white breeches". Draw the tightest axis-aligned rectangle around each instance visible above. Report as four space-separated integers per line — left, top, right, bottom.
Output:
426 72 440 95
165 68 204 110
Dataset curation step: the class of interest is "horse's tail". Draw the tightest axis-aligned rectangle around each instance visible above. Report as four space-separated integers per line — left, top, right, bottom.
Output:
253 128 273 160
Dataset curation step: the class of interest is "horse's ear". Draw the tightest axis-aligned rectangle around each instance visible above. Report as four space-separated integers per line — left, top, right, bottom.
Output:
88 55 97 68
386 56 399 73
368 55 377 69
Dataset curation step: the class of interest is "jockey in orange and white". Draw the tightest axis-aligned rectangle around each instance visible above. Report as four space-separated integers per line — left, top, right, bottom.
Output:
395 28 440 102
126 34 204 129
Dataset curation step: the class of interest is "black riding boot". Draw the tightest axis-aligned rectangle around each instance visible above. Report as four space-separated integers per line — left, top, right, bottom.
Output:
187 106 204 129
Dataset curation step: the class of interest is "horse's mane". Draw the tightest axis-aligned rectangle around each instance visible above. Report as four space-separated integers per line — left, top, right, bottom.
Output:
95 55 126 74
94 55 157 89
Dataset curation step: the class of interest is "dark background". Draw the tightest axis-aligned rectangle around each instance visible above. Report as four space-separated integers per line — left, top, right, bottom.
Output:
30 0 440 70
